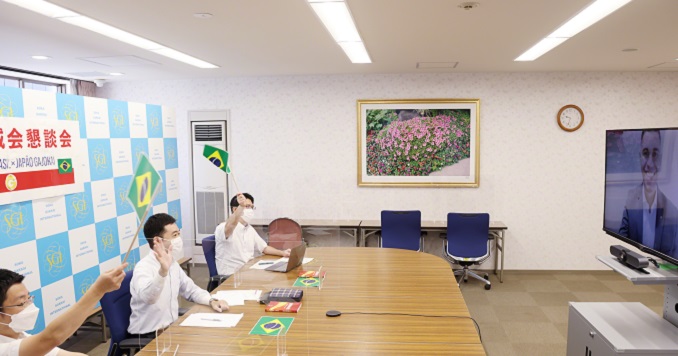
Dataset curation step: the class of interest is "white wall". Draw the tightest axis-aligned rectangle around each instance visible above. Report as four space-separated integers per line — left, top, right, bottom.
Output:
97 72 678 270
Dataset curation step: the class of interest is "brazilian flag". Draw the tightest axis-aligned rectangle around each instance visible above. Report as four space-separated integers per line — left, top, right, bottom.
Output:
249 316 294 336
57 159 72 174
126 154 161 222
202 145 230 173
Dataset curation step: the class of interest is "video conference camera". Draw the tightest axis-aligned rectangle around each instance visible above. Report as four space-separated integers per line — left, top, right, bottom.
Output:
610 245 649 270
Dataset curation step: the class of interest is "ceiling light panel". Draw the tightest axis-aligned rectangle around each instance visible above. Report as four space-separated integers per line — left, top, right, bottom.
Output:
308 0 371 64
309 1 361 42
338 42 371 64
549 0 632 38
515 0 633 61
2 0 218 69
515 37 568 61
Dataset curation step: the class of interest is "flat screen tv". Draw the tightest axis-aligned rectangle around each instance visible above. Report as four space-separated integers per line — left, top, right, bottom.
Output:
603 128 678 266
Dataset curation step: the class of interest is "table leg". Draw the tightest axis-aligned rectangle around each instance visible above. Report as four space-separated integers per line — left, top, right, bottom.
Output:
493 232 499 276
499 230 505 283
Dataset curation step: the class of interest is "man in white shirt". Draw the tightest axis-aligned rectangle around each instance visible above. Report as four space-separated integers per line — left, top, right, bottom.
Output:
128 213 229 337
215 193 290 276
0 264 127 356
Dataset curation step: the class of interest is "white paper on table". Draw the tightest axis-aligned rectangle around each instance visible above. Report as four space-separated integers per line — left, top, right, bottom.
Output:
276 257 314 264
212 291 245 306
213 290 262 304
180 313 244 328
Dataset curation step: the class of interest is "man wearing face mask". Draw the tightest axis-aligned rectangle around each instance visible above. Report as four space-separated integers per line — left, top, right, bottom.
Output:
215 193 291 276
128 213 229 337
0 264 127 356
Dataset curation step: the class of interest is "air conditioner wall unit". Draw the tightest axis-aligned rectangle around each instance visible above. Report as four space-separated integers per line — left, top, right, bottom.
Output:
188 113 230 260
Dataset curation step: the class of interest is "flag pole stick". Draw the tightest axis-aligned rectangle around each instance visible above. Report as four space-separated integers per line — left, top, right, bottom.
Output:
228 164 241 193
123 184 160 264
122 207 150 264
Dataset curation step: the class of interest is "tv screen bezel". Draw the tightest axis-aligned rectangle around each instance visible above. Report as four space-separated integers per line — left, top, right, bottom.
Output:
603 127 678 267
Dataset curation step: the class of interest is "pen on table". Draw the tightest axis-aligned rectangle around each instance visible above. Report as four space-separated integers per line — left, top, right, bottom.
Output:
259 262 274 265
201 318 222 322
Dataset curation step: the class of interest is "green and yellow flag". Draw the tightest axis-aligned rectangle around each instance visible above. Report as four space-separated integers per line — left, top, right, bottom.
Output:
127 154 161 222
203 145 230 173
57 159 72 174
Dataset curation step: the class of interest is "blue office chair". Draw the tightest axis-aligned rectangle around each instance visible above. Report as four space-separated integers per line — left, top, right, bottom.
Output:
379 210 424 251
443 213 492 290
202 235 231 292
100 270 153 356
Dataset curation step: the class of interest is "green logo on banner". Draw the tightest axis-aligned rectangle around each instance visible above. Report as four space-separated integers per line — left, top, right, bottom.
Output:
58 159 72 174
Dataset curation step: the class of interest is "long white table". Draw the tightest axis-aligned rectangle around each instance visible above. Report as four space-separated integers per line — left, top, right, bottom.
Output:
251 218 509 282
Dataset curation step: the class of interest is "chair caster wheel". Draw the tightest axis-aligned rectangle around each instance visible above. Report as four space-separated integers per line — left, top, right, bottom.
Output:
485 284 491 290
463 278 468 283
483 274 489 280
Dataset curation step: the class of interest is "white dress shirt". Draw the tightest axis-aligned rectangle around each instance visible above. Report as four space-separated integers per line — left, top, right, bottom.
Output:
0 332 60 356
128 253 211 335
215 222 267 276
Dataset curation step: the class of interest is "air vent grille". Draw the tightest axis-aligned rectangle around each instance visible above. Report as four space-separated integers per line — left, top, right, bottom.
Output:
194 125 223 141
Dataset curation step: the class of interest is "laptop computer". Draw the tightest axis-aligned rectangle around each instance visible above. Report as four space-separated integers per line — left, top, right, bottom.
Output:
265 243 306 272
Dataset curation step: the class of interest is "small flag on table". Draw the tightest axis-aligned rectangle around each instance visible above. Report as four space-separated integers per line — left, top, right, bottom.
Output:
203 145 230 173
127 154 161 222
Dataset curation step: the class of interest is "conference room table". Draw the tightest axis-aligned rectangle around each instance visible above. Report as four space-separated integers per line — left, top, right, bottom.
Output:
252 218 509 283
251 218 363 246
359 220 508 283
138 247 485 355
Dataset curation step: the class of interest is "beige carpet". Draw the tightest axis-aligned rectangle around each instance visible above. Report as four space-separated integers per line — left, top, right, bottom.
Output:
61 266 665 356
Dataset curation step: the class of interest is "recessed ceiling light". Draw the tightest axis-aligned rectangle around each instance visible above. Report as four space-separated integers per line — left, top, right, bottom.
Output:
193 13 212 19
307 0 371 64
621 48 637 52
515 0 632 61
3 0 218 68
31 55 51 60
109 72 124 76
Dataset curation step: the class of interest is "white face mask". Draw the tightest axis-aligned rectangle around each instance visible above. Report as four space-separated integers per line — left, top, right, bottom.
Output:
241 208 255 224
0 304 40 333
163 237 184 261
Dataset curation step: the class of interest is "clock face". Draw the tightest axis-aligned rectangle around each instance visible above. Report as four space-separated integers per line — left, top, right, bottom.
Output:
558 105 584 132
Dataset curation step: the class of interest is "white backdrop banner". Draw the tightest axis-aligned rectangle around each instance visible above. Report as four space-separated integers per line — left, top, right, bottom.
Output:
0 118 85 205
0 85 180 334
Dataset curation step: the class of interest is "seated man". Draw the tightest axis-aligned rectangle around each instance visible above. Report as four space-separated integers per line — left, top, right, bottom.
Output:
215 193 290 276
0 264 127 356
128 213 229 337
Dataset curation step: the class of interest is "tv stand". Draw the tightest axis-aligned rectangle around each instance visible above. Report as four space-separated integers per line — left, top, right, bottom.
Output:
565 255 678 355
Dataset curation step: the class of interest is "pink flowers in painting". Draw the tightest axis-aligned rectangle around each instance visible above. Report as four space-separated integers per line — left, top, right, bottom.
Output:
366 112 471 176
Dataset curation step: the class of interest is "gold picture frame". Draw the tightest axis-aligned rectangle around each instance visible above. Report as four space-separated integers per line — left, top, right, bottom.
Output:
357 98 480 187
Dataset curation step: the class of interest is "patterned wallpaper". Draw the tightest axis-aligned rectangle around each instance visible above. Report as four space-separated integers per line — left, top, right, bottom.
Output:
98 72 678 270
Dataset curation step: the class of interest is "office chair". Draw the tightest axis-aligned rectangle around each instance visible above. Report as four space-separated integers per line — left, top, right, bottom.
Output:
201 235 231 292
100 271 153 356
379 210 424 251
267 218 304 250
443 213 492 290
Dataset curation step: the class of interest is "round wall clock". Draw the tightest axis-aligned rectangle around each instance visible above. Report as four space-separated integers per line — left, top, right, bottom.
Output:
557 104 584 132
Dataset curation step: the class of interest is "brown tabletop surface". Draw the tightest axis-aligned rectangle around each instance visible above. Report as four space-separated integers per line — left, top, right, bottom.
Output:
139 247 485 355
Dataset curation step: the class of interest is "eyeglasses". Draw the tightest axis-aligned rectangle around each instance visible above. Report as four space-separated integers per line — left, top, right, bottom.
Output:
0 295 35 309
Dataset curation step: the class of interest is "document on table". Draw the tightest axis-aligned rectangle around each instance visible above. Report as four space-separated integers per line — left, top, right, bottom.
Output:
213 290 262 305
180 313 244 328
274 257 314 264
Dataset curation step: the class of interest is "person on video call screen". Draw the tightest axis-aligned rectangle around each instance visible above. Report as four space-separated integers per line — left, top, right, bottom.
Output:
618 129 678 259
